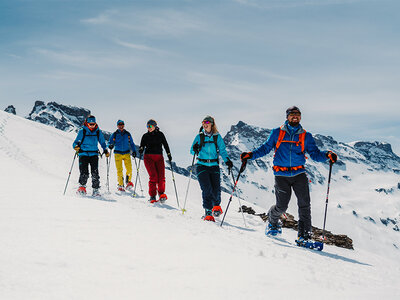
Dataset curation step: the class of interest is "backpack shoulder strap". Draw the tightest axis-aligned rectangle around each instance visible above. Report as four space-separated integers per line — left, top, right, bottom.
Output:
199 131 205 150
80 128 87 145
299 130 306 153
112 130 119 142
213 134 219 153
275 126 286 153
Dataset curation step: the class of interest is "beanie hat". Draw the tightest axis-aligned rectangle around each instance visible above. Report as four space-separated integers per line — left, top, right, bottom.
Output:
117 119 124 125
147 119 157 127
86 116 96 123
286 106 301 118
202 115 214 124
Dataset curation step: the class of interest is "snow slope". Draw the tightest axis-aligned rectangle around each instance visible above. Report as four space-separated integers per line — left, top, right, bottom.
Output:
0 110 399 299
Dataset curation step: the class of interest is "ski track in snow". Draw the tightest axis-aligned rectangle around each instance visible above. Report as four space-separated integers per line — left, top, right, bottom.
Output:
0 110 400 300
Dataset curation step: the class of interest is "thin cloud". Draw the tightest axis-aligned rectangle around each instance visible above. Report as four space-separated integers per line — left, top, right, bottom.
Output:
114 39 167 55
234 0 370 9
34 48 138 68
81 9 207 38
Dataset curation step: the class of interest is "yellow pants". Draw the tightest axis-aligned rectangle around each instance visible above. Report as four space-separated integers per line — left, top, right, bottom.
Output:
114 153 133 186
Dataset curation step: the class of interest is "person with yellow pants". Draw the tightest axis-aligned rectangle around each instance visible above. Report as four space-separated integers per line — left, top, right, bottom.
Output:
108 120 137 192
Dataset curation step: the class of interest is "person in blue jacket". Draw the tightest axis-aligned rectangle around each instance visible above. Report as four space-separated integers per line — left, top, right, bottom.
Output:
108 120 137 192
190 115 233 222
240 106 337 244
73 115 109 196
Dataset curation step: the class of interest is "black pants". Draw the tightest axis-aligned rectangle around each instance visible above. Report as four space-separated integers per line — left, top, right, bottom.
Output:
79 155 100 189
268 173 311 237
196 164 221 210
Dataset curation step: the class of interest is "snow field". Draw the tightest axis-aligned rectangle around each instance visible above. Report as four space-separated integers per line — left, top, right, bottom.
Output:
0 111 399 299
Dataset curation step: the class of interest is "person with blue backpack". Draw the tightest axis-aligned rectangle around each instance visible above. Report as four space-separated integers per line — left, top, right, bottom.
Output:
190 116 233 222
240 106 337 246
73 115 109 196
108 120 137 192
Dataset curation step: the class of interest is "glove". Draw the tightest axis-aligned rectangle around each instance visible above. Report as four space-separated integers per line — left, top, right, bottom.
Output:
131 151 137 158
139 147 144 155
193 143 200 155
326 151 337 163
167 153 172 161
108 144 114 150
240 152 253 161
74 145 80 152
226 159 233 170
104 149 110 157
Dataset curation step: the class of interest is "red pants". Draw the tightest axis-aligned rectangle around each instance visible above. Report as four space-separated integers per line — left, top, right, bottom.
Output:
144 154 165 197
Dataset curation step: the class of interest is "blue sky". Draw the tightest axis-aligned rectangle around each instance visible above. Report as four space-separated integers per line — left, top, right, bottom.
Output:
1 0 400 164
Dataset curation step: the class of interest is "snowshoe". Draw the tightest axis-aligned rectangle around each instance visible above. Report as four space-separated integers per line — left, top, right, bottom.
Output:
202 209 215 222
77 186 87 196
212 205 223 217
126 181 134 190
265 222 282 236
159 194 167 203
149 196 158 204
295 237 323 251
92 188 101 197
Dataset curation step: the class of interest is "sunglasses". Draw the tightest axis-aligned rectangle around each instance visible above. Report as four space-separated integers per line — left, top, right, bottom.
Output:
117 123 125 126
288 112 301 116
202 120 212 125
147 124 154 128
88 122 96 126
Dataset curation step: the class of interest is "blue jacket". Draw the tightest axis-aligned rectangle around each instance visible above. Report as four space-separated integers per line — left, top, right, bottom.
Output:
251 121 328 176
73 125 107 157
108 129 136 155
190 130 230 167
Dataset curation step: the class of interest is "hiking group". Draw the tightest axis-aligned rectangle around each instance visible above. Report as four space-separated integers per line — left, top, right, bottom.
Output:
70 106 338 246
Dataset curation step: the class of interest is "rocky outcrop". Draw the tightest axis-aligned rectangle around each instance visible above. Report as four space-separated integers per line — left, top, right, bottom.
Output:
4 105 16 115
240 205 354 249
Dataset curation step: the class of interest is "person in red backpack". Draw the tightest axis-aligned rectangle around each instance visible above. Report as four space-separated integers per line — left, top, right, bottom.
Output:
139 119 172 203
240 106 337 244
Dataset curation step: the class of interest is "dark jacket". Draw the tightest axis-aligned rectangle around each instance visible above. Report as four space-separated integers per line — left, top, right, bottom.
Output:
140 128 170 156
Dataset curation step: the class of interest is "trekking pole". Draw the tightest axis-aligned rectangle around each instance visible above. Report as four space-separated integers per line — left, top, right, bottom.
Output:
321 161 333 241
230 169 247 228
133 156 143 197
63 152 78 195
182 154 197 214
169 160 180 209
220 160 247 227
106 149 113 194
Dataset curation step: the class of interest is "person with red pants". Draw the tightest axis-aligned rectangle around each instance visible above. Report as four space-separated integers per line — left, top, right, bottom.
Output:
139 119 172 203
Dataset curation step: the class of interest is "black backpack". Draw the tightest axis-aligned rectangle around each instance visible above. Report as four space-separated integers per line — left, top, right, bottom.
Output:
198 127 219 154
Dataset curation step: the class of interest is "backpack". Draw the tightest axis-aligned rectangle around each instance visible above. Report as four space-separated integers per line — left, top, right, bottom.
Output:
80 128 100 145
198 127 219 154
274 126 306 155
112 130 131 143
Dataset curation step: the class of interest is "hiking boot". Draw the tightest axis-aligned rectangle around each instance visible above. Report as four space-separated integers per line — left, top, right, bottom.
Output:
203 209 215 222
212 205 223 217
126 181 134 190
117 185 125 192
92 188 101 197
159 194 167 203
265 221 282 236
77 186 87 196
149 196 158 203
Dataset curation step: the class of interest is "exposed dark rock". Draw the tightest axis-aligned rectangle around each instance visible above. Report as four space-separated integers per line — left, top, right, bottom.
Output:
4 105 16 115
240 205 354 249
